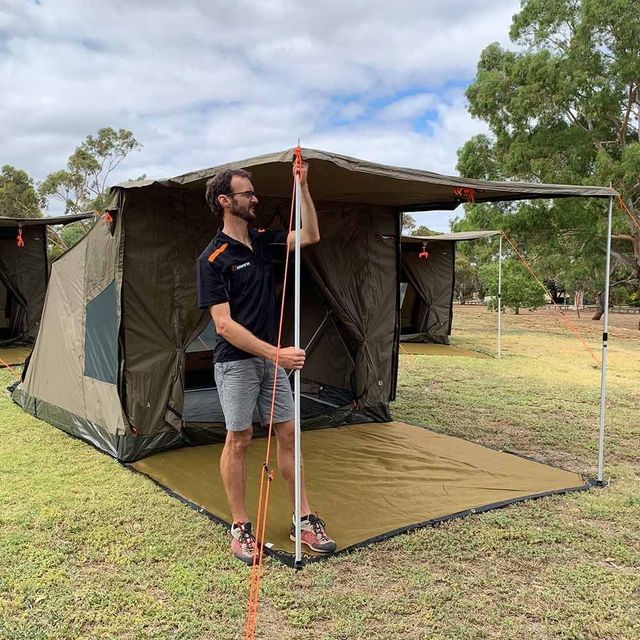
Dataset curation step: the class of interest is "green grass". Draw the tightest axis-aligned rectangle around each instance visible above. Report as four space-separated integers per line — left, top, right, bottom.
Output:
1 306 639 639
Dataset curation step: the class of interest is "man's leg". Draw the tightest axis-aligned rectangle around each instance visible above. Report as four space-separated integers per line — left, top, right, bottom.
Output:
220 426 258 565
220 426 253 523
273 419 311 515
274 419 336 553
215 359 261 565
259 360 336 553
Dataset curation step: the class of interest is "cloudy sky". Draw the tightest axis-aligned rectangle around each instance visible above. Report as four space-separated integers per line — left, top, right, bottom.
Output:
1 0 520 230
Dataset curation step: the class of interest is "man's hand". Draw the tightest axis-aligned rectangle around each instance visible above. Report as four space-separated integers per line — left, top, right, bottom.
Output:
293 161 309 188
277 346 306 370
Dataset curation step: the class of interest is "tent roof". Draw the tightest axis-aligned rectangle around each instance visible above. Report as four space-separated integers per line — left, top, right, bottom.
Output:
116 147 618 210
402 230 502 243
0 213 92 228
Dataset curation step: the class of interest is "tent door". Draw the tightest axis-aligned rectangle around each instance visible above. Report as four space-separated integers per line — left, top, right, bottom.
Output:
0 267 28 341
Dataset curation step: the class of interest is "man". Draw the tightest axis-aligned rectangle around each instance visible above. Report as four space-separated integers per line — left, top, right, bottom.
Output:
196 163 336 565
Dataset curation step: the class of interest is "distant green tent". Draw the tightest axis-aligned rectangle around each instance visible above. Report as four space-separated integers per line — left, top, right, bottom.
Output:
0 214 90 342
400 231 500 344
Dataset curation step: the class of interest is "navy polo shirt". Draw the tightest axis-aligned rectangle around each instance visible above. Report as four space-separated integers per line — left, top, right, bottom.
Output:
196 227 288 363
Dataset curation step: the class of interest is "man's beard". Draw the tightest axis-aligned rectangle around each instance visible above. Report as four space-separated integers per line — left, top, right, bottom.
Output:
230 201 256 223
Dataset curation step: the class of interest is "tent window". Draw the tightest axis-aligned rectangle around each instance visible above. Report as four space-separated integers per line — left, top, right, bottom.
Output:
85 280 118 384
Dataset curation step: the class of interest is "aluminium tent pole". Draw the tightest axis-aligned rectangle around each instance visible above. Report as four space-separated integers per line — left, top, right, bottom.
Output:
293 167 303 566
597 195 614 485
497 234 502 359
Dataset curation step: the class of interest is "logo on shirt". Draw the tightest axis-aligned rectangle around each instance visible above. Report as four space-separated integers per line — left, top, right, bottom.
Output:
231 261 251 272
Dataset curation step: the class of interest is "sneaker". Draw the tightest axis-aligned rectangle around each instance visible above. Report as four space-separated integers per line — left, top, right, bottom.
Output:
230 521 257 565
290 513 337 554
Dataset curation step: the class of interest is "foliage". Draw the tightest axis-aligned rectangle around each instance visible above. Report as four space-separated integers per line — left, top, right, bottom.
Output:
401 213 416 233
0 165 43 219
39 127 140 253
454 254 480 302
410 225 439 236
39 127 140 216
456 0 640 313
48 222 91 261
481 258 547 314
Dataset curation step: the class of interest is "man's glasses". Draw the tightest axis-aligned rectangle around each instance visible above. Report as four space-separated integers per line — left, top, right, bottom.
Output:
228 190 256 199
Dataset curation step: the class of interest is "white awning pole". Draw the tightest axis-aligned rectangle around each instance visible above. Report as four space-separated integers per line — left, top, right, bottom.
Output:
597 196 614 484
497 234 503 359
294 168 303 566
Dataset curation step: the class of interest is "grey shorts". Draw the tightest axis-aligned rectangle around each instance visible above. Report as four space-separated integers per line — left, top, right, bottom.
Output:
214 357 295 431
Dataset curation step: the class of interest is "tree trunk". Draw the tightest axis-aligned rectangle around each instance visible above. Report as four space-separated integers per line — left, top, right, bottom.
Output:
592 291 605 320
574 290 584 309
574 290 583 318
515 307 520 315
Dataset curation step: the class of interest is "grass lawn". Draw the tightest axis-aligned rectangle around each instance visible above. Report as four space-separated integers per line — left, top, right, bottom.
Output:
1 306 639 639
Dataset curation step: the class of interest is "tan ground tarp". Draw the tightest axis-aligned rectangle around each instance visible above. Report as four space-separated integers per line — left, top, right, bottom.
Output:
0 345 31 366
131 421 586 561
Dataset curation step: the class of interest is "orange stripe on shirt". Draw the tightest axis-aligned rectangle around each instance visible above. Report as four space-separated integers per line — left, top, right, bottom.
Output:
208 242 228 263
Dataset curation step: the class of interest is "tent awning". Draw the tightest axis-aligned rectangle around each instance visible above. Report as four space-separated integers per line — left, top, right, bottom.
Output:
0 213 93 228
116 147 618 209
402 230 502 243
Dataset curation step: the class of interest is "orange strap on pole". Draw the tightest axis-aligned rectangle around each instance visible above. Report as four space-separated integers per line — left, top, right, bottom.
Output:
453 187 477 203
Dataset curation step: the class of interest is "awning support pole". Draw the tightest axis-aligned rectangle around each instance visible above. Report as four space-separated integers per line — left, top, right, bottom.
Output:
497 234 502 359
287 311 331 379
597 195 614 485
293 168 303 567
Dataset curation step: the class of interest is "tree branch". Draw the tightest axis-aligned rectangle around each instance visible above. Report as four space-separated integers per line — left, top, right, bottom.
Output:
611 234 635 243
610 249 636 267
565 108 590 133
618 84 636 146
46 228 67 252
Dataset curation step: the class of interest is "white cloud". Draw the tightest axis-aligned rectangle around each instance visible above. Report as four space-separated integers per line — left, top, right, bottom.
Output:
377 94 438 123
0 0 519 228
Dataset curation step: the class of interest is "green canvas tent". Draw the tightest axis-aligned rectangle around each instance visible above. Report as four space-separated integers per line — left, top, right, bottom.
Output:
13 148 616 461
11 148 617 563
400 231 501 344
0 214 91 343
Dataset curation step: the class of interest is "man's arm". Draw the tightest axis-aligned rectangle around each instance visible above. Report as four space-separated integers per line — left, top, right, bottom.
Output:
210 303 305 369
287 162 320 251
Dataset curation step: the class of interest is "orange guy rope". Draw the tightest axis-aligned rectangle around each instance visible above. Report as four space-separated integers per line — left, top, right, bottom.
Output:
0 356 22 378
501 231 601 367
245 147 302 640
